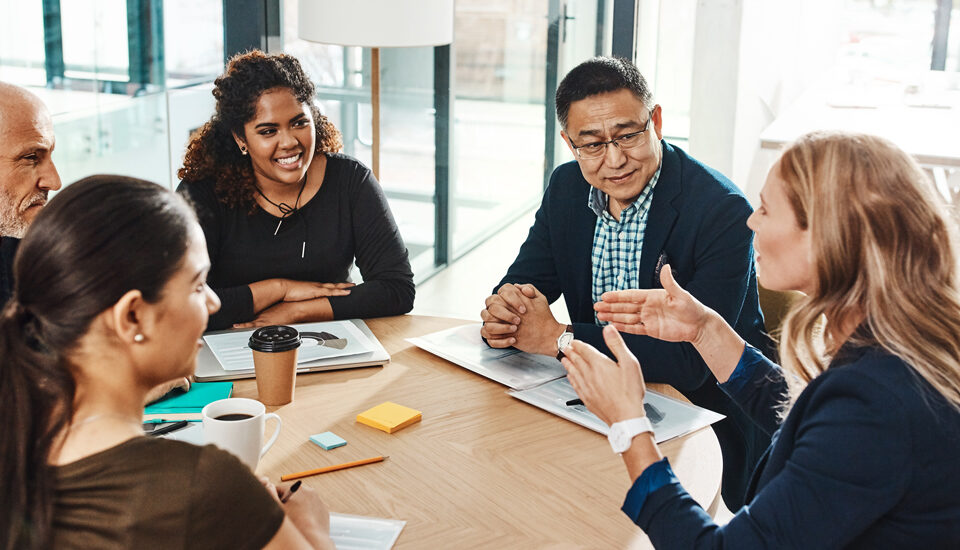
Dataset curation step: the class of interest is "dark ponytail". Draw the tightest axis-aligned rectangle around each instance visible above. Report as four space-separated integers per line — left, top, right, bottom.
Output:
0 175 196 550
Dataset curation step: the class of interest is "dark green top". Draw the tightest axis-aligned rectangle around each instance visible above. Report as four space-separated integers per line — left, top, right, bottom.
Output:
53 436 284 549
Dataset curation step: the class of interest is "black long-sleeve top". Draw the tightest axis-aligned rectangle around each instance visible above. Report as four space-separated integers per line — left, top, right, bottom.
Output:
178 153 415 330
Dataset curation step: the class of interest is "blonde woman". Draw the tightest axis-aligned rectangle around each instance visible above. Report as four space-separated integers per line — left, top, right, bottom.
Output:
562 132 960 548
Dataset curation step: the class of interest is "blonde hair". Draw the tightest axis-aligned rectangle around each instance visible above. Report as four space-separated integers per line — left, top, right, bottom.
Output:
777 131 960 410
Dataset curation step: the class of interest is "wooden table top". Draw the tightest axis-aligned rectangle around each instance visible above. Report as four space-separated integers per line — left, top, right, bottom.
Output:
241 315 722 549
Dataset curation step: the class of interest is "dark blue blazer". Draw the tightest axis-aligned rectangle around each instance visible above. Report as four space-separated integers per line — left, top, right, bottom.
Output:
498 142 772 509
636 344 960 549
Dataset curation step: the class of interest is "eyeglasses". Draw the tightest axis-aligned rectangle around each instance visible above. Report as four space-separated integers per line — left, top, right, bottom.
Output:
569 116 654 160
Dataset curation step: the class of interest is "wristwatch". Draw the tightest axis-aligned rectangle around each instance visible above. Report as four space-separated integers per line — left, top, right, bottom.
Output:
607 417 654 454
556 325 574 360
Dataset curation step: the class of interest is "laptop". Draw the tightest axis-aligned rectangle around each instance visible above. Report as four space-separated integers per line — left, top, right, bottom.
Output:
194 319 390 382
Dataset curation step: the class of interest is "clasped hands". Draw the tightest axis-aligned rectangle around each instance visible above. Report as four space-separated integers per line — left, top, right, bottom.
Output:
479 283 566 356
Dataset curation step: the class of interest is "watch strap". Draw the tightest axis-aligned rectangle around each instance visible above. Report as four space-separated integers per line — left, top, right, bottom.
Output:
608 417 655 454
556 325 575 360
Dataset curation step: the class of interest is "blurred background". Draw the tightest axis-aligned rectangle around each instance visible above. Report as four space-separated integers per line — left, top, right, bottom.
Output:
1 0 957 287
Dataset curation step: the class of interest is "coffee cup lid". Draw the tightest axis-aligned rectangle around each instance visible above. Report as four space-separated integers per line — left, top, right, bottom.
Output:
249 325 301 353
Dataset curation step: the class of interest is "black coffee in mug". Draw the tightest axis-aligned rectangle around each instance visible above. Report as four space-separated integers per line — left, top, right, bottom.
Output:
214 413 254 421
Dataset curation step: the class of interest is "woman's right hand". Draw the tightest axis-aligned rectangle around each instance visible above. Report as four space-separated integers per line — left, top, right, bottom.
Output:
280 280 354 302
594 265 710 345
281 484 334 550
261 477 335 550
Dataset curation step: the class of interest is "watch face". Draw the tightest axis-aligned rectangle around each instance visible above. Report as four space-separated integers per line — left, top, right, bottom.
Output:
610 425 628 453
558 331 574 349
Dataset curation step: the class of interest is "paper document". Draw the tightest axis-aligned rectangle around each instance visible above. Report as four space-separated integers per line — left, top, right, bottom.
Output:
160 422 205 445
407 323 567 390
508 377 725 443
329 513 406 550
204 321 375 371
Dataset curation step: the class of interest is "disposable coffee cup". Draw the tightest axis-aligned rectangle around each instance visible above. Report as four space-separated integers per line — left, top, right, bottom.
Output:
248 325 300 406
248 326 326 406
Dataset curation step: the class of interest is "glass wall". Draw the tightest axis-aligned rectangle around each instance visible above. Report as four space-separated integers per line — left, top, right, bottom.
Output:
281 0 609 279
0 0 223 190
282 0 440 277
1 0 613 281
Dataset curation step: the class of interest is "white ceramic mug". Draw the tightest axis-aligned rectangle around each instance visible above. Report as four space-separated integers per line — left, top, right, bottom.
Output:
201 397 281 471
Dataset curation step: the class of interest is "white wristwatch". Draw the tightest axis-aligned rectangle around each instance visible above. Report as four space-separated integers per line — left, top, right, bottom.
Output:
607 417 654 454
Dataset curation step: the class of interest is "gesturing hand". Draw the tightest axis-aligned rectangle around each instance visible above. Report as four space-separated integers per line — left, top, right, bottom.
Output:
594 264 708 344
562 325 646 426
282 280 353 302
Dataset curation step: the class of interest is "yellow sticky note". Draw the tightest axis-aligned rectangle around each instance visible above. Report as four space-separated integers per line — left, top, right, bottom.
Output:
356 402 422 434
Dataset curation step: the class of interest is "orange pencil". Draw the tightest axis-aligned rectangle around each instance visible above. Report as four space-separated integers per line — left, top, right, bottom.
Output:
281 456 388 481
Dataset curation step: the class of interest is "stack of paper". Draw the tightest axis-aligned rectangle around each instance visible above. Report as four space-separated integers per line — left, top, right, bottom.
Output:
409 324 725 443
508 377 724 443
329 513 405 549
204 321 376 371
406 323 566 390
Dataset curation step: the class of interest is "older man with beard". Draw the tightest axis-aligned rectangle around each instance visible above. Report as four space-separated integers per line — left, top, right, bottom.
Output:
0 83 191 402
0 82 62 307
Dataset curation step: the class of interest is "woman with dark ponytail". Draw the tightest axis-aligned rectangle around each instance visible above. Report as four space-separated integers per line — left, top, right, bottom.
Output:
0 175 333 549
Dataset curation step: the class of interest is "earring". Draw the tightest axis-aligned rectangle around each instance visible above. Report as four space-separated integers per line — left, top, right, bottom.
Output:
134 334 145 343
240 146 248 155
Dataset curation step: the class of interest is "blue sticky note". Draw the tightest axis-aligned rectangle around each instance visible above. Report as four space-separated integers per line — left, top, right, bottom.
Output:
310 432 346 450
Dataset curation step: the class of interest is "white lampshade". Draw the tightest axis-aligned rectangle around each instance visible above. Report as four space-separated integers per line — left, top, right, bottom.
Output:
298 0 455 48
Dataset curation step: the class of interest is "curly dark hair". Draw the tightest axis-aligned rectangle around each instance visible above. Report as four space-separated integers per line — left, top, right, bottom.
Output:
178 50 343 208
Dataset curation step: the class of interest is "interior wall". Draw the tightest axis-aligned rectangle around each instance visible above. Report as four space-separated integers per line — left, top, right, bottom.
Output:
688 0 840 204
732 0 840 204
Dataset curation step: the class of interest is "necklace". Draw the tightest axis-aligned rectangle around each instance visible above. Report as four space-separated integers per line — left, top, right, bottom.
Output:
70 413 143 432
256 175 308 235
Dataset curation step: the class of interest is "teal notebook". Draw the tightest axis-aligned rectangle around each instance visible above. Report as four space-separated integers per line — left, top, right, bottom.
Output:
144 381 233 420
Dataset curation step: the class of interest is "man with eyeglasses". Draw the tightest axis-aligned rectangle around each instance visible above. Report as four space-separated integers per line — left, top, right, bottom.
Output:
480 57 771 511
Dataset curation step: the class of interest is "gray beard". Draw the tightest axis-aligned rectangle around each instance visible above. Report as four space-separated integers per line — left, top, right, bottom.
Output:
0 190 46 238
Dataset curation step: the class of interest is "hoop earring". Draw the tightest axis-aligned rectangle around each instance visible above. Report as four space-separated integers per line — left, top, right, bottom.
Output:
240 146 248 155
134 334 145 343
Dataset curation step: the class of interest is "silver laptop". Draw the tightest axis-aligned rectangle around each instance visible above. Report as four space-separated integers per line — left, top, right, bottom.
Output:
194 319 390 382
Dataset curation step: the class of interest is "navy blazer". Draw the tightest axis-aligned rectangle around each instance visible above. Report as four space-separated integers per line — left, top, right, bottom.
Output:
498 142 772 509
635 344 960 549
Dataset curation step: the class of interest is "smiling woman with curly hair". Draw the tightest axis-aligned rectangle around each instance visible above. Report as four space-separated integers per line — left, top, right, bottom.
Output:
178 50 414 330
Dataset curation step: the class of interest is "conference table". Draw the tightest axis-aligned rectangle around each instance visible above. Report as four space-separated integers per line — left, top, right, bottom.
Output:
759 74 960 170
238 315 723 548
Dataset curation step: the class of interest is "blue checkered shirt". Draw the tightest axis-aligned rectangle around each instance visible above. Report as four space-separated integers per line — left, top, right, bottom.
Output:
589 165 661 324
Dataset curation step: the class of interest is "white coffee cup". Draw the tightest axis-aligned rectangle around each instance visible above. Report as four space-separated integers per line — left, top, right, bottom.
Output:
201 397 281 471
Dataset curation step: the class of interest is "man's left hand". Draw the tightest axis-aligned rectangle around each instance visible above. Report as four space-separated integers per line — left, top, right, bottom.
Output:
509 284 566 356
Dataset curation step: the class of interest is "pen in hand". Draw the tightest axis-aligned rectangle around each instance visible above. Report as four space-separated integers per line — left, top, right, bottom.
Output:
280 480 302 503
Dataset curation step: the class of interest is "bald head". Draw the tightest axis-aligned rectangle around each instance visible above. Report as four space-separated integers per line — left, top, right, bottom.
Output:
0 81 48 122
0 81 61 238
